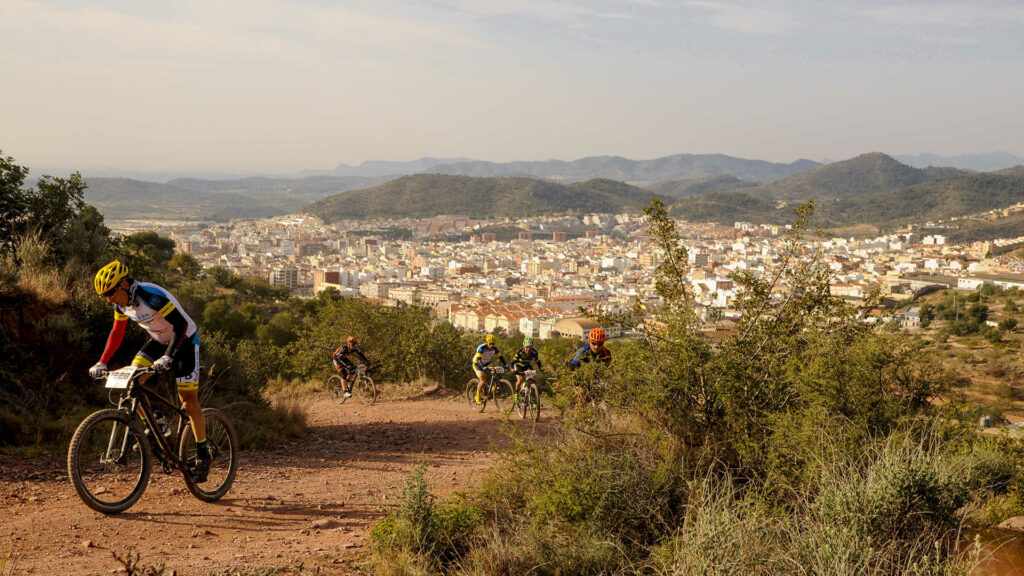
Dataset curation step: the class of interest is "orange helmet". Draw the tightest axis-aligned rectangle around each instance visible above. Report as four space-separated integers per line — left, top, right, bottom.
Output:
347 336 357 345
588 327 607 344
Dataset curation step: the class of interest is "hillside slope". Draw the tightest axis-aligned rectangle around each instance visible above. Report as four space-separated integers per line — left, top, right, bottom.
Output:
673 170 1024 229
643 174 757 198
306 175 658 221
751 152 966 202
430 153 819 182
84 175 386 221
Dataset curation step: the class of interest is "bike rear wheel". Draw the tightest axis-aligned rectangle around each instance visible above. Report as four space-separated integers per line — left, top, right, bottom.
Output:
68 409 152 514
179 408 239 502
467 378 486 412
492 379 514 414
356 375 377 406
326 374 346 404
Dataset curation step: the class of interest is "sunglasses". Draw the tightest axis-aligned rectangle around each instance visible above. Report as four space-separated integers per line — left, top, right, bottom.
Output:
102 286 120 298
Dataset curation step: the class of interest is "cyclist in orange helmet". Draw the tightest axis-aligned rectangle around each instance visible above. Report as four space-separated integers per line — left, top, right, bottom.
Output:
569 327 612 370
332 336 371 399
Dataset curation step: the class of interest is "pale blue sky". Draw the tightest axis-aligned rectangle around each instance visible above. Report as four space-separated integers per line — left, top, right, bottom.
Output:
1 0 1022 173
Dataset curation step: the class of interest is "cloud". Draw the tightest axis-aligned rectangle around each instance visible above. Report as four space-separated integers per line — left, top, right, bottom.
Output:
440 0 642 26
684 1 798 35
0 0 488 65
863 3 1024 28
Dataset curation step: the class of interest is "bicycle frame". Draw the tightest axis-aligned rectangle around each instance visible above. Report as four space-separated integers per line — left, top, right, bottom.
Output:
105 369 192 474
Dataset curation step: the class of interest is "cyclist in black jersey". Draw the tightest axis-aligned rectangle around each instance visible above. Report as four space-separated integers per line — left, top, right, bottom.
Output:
333 336 371 399
511 337 543 392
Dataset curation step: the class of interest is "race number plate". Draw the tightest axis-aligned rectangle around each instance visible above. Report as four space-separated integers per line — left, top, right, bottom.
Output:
105 366 137 389
357 364 367 372
525 370 537 378
492 366 505 374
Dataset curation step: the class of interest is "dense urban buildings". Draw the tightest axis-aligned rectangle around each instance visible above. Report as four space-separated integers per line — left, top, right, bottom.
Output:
110 209 1024 337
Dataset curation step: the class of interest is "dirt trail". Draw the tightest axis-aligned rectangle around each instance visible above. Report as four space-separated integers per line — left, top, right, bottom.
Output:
0 392 552 574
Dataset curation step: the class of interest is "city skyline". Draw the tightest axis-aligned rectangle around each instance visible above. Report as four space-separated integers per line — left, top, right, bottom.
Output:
2 0 1023 174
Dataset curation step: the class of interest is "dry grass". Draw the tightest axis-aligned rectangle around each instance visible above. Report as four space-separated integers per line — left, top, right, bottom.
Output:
0 542 18 576
263 375 325 400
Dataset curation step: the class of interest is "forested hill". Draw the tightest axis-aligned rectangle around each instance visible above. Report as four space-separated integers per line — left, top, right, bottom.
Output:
84 175 384 221
306 175 658 221
747 152 968 202
672 169 1024 228
428 153 820 182
642 174 757 198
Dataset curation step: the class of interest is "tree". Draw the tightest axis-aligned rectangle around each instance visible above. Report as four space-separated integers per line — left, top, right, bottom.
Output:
0 151 30 255
0 150 90 263
168 252 202 278
122 232 175 269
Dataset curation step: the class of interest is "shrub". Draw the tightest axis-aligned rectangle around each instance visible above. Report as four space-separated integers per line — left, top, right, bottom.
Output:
371 468 483 572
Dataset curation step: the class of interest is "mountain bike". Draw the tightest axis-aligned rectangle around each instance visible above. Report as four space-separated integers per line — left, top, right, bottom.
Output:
68 366 238 514
465 366 514 414
514 369 541 422
326 364 376 405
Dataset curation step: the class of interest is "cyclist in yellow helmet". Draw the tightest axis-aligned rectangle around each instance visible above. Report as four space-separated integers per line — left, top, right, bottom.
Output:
90 260 212 482
472 334 508 405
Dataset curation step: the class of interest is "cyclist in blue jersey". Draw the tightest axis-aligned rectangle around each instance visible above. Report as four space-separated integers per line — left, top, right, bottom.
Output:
88 261 212 482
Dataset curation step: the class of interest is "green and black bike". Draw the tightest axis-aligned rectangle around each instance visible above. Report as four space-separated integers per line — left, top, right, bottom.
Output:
68 366 238 514
513 369 542 422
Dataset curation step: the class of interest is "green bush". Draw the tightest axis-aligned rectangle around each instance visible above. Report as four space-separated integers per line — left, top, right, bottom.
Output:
372 468 483 571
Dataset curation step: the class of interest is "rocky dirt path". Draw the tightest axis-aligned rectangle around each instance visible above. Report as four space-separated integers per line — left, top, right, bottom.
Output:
0 391 553 575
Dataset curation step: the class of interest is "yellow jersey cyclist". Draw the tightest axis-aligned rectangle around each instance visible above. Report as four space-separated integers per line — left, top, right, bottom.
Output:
88 261 212 483
472 334 509 405
511 337 543 394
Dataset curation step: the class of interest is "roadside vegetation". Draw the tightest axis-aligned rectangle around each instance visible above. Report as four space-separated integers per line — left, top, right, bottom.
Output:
5 150 1024 573
0 151 572 452
370 199 1024 575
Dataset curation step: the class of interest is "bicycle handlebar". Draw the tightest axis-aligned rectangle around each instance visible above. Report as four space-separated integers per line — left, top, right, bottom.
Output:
91 365 158 381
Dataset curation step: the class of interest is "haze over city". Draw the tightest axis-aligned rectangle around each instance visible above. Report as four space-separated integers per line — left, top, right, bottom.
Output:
2 0 1023 175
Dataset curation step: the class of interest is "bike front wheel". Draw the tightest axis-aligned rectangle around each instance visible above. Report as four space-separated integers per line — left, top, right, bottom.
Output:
492 379 515 415
467 379 486 413
356 375 377 406
326 374 346 404
179 408 239 502
68 409 152 514
515 384 527 419
526 382 541 422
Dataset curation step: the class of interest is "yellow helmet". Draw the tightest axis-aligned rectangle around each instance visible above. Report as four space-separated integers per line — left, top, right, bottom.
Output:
94 260 129 295
485 334 496 344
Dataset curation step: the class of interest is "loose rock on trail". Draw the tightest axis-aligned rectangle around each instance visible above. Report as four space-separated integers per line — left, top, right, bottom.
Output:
0 393 551 574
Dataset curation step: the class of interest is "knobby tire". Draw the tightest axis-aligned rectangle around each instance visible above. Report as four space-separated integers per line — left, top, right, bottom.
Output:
179 408 239 502
68 409 152 514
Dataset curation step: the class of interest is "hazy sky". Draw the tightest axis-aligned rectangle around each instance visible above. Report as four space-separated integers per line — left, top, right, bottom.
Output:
2 0 1022 174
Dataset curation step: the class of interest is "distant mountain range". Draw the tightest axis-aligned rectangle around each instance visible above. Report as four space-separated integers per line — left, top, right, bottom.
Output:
297 153 821 183
79 152 1024 230
84 175 386 221
306 175 656 221
672 153 1024 229
427 154 820 183
893 152 1024 172
642 175 757 198
297 157 475 178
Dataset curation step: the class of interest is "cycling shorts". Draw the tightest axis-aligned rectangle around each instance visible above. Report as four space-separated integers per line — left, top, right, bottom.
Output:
133 337 200 391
